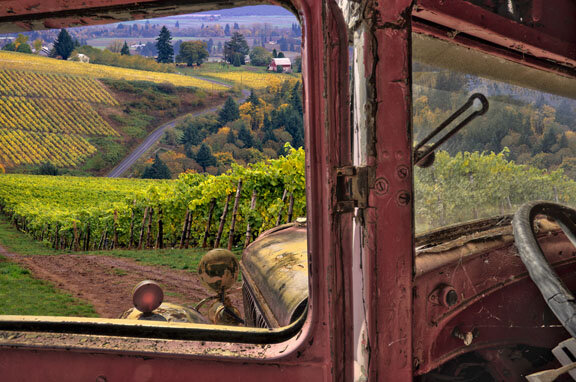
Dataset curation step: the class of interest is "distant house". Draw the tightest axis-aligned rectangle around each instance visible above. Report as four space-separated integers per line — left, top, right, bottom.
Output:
268 58 292 73
39 44 53 57
68 53 90 63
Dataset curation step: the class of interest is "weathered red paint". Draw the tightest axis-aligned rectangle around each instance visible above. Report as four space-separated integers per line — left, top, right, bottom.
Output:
413 225 576 375
414 0 576 68
0 0 574 380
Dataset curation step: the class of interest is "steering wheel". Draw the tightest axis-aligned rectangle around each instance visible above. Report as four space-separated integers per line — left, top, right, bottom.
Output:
513 201 576 338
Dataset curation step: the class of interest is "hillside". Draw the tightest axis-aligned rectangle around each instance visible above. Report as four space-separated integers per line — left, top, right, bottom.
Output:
137 76 303 176
0 51 226 90
0 51 229 173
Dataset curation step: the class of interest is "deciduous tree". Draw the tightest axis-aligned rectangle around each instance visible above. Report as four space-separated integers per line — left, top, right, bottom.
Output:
176 40 209 66
249 46 272 66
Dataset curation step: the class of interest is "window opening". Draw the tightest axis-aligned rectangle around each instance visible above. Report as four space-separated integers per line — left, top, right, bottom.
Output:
412 34 576 234
0 4 308 339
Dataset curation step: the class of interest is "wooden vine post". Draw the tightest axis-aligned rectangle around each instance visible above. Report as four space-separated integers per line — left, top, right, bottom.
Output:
202 200 216 248
287 193 295 223
227 180 243 250
244 189 258 249
180 209 190 249
137 207 148 250
128 200 136 249
214 194 232 248
155 207 163 249
73 220 79 251
275 189 288 226
184 209 193 248
112 210 119 249
84 223 91 251
146 208 154 249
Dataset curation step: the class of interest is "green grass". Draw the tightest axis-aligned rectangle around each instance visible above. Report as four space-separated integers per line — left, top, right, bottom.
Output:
0 260 97 317
0 217 97 316
0 217 60 256
86 247 208 272
0 215 240 272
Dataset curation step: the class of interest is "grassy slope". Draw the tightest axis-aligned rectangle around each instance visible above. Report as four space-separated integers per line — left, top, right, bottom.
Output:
0 51 227 90
0 218 97 316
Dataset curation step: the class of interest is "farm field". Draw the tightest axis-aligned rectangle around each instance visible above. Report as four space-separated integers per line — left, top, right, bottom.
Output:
197 69 300 89
0 51 227 90
0 52 231 171
0 68 121 167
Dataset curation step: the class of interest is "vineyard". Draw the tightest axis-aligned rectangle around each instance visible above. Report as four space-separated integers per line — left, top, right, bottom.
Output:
199 71 299 89
0 51 227 90
0 146 305 251
0 68 122 167
414 150 576 231
2 144 574 249
0 129 96 167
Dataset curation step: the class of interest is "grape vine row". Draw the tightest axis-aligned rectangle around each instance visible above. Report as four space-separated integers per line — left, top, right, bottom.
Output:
0 147 306 251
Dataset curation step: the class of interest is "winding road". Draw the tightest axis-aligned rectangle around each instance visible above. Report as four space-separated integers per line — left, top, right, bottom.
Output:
107 84 249 178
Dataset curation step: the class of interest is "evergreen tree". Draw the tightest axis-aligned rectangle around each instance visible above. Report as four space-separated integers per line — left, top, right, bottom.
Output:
1 43 15 51
156 26 174 63
223 32 249 65
290 82 302 114
238 124 254 148
37 162 59 176
233 23 239 30
141 154 171 179
175 21 180 28
225 24 231 36
232 53 243 67
54 29 75 60
120 41 130 56
226 130 236 144
247 89 260 106
272 48 277 58
180 125 202 146
195 144 216 171
207 38 214 54
218 97 240 125
556 100 576 127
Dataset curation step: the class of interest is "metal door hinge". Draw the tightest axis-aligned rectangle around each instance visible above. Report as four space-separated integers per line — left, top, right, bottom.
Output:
335 166 374 213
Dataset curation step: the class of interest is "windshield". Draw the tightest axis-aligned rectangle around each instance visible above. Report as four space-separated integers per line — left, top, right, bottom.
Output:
413 50 576 233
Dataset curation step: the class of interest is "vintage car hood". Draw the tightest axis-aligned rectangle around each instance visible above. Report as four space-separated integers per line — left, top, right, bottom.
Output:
241 222 308 328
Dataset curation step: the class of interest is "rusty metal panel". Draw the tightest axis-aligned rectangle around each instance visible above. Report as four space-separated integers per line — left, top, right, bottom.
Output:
241 223 308 327
412 219 576 375
0 0 354 381
360 1 415 380
414 0 576 68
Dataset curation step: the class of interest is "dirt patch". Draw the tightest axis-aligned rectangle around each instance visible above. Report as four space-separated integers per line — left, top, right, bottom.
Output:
0 246 243 320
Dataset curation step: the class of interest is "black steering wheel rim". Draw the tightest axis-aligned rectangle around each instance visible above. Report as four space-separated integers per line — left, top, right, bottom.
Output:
513 201 576 338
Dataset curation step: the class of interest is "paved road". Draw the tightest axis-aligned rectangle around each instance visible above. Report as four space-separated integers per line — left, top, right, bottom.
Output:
107 88 249 178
